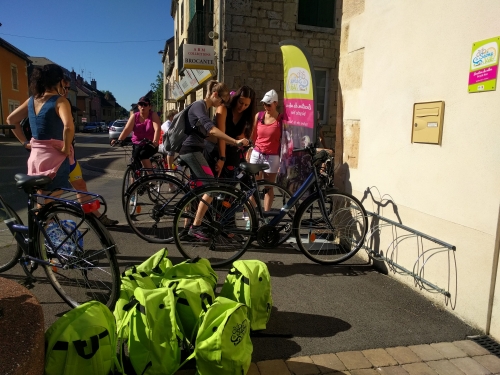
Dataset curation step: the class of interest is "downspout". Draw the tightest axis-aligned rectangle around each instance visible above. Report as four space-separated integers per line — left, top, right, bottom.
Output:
217 0 223 80
486 204 500 334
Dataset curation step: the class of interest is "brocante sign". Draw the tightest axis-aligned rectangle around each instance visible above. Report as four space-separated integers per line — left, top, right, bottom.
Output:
182 44 215 70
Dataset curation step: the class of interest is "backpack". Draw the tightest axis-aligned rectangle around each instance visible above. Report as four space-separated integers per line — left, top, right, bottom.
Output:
167 278 216 344
190 296 253 375
159 257 218 290
117 286 183 375
219 259 272 331
45 301 118 375
114 248 173 336
162 103 195 152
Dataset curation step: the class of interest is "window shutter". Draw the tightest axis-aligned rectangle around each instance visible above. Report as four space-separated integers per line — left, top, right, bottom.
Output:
298 0 335 28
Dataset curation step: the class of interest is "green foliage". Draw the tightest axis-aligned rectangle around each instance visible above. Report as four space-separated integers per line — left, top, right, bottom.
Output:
150 71 164 118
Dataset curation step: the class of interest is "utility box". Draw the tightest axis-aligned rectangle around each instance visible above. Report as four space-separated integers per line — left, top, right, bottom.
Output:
411 101 445 145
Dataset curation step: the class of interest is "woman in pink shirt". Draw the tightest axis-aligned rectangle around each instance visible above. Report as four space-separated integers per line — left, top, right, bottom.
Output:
249 89 283 210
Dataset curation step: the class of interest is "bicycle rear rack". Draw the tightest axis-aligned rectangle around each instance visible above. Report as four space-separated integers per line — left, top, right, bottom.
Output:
363 211 457 308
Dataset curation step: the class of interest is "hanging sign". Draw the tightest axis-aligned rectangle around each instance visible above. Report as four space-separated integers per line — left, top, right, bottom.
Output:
191 69 214 85
182 44 215 70
179 69 199 95
172 81 185 100
468 36 499 93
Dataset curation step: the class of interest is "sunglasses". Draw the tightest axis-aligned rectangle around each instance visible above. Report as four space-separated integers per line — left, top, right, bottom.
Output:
138 102 149 107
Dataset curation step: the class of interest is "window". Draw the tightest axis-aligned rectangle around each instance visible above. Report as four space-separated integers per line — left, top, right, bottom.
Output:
298 0 335 29
180 1 184 34
8 100 20 113
11 64 19 91
314 69 329 124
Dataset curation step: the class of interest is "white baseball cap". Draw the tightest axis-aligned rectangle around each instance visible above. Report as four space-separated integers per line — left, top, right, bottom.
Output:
261 89 278 104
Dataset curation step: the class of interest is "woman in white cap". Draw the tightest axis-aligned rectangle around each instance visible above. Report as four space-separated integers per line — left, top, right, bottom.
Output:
249 89 283 210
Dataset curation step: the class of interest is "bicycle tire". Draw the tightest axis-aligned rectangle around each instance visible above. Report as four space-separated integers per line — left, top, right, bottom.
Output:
256 180 294 245
0 203 24 273
293 190 368 265
122 166 137 210
37 205 120 309
173 185 257 267
124 174 187 243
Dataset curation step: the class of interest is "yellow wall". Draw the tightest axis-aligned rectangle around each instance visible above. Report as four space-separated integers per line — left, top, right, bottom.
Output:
0 47 29 124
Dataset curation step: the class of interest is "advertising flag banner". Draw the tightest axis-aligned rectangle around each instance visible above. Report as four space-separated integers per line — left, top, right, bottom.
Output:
468 36 499 93
278 40 317 193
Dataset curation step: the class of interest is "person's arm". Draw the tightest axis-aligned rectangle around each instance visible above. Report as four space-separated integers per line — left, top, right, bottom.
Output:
6 99 30 149
214 106 227 176
151 112 161 146
319 127 326 148
250 113 259 144
57 97 75 156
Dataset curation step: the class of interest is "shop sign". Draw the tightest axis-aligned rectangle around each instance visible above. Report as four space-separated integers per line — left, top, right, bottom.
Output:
182 44 215 70
469 36 499 93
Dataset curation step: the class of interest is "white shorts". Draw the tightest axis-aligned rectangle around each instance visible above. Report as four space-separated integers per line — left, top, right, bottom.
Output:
249 149 280 173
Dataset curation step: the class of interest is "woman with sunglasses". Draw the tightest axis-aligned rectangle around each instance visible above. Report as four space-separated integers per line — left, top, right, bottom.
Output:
204 85 256 177
111 96 161 170
249 89 283 211
179 80 250 240
7 64 74 194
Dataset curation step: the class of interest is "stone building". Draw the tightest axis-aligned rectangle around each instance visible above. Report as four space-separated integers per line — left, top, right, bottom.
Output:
166 0 341 149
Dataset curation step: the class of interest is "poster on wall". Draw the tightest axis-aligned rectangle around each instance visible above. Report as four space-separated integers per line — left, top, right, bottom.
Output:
278 40 317 193
468 36 499 93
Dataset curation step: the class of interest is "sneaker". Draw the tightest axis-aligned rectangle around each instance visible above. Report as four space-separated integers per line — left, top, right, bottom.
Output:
188 225 209 240
99 214 119 227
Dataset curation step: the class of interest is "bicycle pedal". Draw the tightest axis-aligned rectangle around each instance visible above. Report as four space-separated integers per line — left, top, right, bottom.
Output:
19 277 37 289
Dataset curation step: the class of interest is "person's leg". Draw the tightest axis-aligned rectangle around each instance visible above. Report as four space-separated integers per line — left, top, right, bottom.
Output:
262 155 280 211
179 153 214 237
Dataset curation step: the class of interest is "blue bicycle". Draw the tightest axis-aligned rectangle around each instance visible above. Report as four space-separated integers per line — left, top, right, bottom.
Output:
172 146 368 267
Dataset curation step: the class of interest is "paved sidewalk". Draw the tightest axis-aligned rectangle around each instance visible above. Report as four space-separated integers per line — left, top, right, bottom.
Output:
176 340 500 375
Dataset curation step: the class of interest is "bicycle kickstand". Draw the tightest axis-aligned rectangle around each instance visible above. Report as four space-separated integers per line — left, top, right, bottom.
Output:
19 257 38 289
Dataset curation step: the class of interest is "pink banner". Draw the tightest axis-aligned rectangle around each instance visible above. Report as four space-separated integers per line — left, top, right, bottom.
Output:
468 65 498 85
283 98 314 128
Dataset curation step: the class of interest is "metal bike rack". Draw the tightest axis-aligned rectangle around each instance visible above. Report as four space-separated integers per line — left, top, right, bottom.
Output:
363 211 457 309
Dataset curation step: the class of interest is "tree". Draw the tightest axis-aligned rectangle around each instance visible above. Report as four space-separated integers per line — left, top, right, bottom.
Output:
150 71 164 118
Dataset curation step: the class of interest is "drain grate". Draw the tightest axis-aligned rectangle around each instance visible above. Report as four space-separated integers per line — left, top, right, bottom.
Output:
468 335 500 357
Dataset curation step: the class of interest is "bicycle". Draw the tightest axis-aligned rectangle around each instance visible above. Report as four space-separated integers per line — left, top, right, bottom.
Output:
171 146 368 267
111 138 166 213
0 174 120 309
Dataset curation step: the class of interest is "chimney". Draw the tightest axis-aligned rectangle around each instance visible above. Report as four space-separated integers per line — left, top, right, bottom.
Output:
76 74 83 86
91 79 97 90
70 70 76 82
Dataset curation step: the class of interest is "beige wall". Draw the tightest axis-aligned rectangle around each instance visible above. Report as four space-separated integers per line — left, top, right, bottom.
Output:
339 0 500 335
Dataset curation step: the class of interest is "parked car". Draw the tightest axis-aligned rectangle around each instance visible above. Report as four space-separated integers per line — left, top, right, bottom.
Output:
109 119 132 143
98 122 107 132
82 122 98 133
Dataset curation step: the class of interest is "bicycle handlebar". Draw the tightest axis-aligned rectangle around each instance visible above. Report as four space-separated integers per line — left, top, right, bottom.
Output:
0 125 15 130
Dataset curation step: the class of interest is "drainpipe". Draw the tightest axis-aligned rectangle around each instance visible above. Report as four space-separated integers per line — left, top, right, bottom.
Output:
217 0 223 80
486 204 500 334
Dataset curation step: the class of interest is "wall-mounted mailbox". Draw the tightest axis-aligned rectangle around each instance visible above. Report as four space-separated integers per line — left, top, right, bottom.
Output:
412 101 445 145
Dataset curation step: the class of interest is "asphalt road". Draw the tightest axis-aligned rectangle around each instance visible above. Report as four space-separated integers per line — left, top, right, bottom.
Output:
0 133 480 361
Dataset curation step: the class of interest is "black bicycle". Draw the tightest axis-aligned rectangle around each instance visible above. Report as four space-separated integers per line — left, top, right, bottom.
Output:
172 146 368 267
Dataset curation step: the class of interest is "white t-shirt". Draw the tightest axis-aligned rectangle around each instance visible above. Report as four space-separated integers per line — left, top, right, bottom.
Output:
161 120 172 133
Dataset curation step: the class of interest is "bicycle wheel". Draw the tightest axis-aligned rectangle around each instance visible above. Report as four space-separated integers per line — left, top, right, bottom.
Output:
122 166 137 210
173 185 257 267
256 181 294 245
293 191 368 264
37 205 120 309
124 174 187 243
0 203 23 273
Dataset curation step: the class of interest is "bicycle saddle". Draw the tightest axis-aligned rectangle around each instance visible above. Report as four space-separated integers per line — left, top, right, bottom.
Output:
15 173 51 191
238 162 269 174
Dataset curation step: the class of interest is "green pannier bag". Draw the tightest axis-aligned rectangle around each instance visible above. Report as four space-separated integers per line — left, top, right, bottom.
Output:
219 259 272 331
193 296 253 375
45 301 118 375
117 286 183 375
166 278 216 343
114 248 174 334
161 257 218 289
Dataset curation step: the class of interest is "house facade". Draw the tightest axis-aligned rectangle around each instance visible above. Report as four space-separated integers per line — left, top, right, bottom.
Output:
338 0 500 339
167 0 341 149
0 38 31 134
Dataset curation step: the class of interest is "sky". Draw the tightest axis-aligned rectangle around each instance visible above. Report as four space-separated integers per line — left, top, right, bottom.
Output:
1 0 173 110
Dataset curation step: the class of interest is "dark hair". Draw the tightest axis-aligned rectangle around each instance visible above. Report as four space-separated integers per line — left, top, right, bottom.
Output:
228 85 256 138
29 64 64 98
138 96 151 104
206 80 229 99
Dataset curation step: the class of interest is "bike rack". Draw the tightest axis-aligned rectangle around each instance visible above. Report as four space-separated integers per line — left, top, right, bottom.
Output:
363 211 457 309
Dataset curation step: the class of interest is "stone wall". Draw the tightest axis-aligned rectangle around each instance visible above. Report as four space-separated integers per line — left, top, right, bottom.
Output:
221 0 341 149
